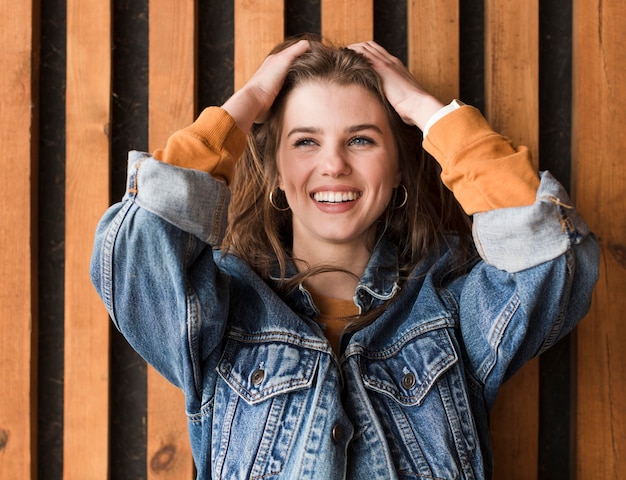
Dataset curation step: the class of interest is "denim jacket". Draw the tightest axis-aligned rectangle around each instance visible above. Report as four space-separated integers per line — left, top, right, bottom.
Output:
91 152 599 479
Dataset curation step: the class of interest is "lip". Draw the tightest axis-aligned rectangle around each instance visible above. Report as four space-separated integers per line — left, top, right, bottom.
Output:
309 184 361 195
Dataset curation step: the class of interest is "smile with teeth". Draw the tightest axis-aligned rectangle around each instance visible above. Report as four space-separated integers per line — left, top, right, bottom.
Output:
312 191 362 203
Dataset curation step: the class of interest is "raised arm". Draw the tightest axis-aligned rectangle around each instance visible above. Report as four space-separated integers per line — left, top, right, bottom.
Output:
349 40 539 215
348 40 444 131
222 38 310 133
153 39 311 184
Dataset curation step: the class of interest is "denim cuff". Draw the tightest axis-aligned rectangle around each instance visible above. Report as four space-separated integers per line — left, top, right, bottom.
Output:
124 151 231 245
472 171 590 273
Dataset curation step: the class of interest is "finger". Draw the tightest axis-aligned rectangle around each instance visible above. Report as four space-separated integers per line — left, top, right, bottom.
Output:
346 41 375 57
259 39 310 87
348 41 389 57
250 40 311 124
348 41 403 68
271 39 311 64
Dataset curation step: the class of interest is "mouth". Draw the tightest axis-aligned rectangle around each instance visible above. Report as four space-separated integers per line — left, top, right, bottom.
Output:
311 191 362 204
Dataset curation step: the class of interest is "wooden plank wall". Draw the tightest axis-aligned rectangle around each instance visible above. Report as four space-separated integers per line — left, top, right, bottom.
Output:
0 0 38 478
64 0 112 477
572 0 626 478
484 1 540 477
146 0 195 476
2 0 624 478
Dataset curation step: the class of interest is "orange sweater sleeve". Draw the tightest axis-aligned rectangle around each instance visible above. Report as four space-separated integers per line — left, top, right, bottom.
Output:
153 107 247 185
422 105 540 215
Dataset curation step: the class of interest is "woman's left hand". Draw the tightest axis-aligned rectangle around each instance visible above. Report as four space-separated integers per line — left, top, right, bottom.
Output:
348 41 444 131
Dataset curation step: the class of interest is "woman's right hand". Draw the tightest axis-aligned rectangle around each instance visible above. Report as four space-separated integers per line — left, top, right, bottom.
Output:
222 39 310 134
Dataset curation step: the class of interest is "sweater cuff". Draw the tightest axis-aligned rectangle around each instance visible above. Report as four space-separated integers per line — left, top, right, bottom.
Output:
422 105 539 215
153 107 247 184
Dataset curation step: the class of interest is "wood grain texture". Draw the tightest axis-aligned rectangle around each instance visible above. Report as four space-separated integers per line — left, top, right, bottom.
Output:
484 1 540 478
321 0 373 45
573 0 626 478
0 0 37 478
148 0 197 478
490 358 540 479
64 0 112 477
407 0 459 103
485 0 539 166
234 0 284 90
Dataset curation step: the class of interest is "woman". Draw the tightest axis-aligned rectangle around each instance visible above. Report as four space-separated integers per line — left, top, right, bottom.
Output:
91 37 599 479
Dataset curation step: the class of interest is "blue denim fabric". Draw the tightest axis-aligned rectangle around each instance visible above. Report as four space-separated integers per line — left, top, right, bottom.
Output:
91 152 599 479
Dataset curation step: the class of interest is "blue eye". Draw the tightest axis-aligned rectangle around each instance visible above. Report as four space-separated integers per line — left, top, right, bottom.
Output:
293 137 317 147
349 136 374 146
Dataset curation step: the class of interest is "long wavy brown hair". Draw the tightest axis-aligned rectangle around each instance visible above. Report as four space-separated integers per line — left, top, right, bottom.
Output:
221 36 472 298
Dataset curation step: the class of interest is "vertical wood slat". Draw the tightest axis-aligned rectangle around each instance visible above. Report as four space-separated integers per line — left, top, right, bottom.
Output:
484 1 540 479
0 0 38 478
407 0 459 107
234 0 285 90
64 0 112 478
484 0 540 164
147 0 197 478
321 0 373 45
573 1 626 478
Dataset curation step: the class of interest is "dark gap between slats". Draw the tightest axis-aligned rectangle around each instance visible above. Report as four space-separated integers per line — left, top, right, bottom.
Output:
109 0 149 477
374 0 407 63
538 0 573 478
198 0 235 109
38 0 66 477
285 0 321 39
460 0 485 111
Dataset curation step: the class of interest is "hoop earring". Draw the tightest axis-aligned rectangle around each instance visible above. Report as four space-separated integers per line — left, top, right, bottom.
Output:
269 187 290 212
393 185 408 209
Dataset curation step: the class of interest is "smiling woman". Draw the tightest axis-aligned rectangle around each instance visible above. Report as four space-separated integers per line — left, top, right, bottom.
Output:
222 39 471 300
89 35 599 479
276 82 401 294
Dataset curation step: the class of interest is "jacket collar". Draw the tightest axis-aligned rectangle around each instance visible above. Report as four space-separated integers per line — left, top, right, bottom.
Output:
270 236 401 318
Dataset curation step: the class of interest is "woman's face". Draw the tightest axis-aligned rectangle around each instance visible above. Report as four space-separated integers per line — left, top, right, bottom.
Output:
276 81 401 255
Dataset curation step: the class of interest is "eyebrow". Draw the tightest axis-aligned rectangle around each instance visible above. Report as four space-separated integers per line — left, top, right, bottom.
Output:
286 124 384 138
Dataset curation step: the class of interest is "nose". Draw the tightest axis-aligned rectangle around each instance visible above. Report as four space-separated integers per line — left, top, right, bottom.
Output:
320 146 351 177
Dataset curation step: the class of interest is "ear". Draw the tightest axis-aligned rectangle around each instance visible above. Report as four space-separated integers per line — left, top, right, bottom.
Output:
275 153 285 190
394 167 402 187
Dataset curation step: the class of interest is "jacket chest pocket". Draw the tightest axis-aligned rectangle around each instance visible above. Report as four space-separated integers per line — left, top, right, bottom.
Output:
212 339 324 479
354 327 474 479
217 338 321 405
359 327 458 406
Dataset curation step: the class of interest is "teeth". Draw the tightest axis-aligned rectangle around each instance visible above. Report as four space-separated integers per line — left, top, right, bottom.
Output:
313 191 360 203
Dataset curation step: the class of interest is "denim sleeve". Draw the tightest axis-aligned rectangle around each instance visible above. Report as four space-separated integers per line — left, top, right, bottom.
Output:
459 171 600 408
90 152 232 397
124 151 231 244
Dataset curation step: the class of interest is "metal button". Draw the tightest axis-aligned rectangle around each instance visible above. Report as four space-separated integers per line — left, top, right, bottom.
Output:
332 423 344 443
402 372 416 390
251 369 265 386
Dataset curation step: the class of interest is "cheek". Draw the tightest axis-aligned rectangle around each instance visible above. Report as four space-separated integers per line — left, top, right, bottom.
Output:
276 154 310 192
374 158 401 190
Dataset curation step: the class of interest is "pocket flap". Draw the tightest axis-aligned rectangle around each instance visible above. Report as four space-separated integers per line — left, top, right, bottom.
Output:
360 327 457 406
217 339 320 405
